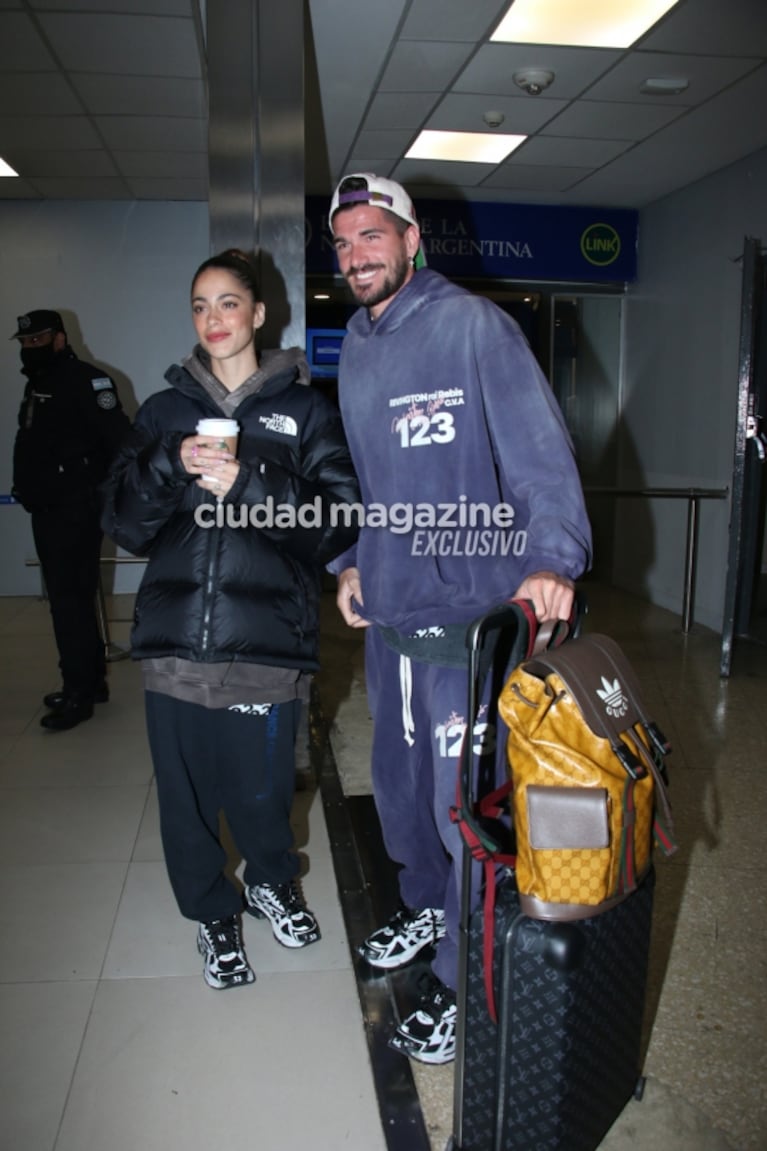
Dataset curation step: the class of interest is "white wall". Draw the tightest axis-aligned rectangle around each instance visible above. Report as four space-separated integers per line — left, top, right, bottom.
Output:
0 200 208 595
616 145 767 631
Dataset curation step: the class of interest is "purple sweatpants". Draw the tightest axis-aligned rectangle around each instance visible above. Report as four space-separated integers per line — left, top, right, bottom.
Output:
364 626 505 991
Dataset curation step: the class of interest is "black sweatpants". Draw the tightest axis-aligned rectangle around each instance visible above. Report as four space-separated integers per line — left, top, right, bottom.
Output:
144 691 301 922
31 502 105 696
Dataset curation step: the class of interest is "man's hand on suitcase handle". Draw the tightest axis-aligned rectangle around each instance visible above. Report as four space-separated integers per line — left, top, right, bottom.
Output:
512 571 575 625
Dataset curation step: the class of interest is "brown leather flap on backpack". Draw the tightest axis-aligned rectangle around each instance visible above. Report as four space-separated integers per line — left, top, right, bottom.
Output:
527 786 610 850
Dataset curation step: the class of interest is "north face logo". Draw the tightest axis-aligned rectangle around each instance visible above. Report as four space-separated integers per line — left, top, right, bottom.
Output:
596 676 628 719
259 413 298 436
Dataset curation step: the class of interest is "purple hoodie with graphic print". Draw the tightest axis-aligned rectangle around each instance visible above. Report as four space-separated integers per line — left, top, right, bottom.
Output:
329 268 592 632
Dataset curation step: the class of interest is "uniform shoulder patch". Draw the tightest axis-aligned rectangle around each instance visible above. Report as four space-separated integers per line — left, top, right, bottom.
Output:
91 377 114 392
96 391 117 409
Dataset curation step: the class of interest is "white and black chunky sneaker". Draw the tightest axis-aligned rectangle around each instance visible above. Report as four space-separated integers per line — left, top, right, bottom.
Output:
358 905 446 970
244 880 321 949
197 916 255 990
389 974 457 1065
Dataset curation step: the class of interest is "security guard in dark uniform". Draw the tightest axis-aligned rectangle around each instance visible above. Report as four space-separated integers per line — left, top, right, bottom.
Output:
11 310 131 731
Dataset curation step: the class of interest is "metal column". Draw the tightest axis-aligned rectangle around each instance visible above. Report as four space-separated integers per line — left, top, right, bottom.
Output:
206 0 305 351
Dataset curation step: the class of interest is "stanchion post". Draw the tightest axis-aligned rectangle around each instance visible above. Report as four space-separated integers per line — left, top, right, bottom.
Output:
97 566 131 662
682 495 699 634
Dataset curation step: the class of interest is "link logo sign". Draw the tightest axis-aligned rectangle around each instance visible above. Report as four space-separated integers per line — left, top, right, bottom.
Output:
307 196 638 283
581 222 621 267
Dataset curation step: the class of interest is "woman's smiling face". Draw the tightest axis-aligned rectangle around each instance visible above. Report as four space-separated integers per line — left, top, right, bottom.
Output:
191 267 265 363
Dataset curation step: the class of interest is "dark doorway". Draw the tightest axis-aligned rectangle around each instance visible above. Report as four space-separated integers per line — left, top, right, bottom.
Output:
720 236 767 675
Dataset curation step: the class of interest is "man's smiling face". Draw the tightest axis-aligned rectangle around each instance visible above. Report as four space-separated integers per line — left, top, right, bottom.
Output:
332 203 420 319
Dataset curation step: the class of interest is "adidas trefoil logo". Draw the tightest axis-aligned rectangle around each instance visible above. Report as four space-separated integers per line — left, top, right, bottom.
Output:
596 676 628 718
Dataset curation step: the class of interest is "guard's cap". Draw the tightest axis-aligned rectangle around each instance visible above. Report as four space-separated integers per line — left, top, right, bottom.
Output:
10 309 65 340
329 173 418 230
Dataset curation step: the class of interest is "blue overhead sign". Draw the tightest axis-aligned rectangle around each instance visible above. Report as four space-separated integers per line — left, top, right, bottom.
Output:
306 196 637 284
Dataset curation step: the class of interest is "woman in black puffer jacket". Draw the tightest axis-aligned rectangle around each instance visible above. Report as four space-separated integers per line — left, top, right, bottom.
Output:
102 249 360 990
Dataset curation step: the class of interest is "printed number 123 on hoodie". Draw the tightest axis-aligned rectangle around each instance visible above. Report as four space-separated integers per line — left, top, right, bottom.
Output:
398 412 456 447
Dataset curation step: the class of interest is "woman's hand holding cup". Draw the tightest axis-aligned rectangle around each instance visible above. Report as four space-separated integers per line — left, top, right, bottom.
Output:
182 418 241 499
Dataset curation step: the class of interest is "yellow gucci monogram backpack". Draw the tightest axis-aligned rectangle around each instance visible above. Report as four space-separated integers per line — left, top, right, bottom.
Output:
497 632 677 921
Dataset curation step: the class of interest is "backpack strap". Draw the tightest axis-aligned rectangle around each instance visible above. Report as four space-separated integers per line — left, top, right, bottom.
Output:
525 633 678 854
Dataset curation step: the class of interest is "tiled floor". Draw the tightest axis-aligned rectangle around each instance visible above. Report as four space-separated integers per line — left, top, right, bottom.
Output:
0 582 765 1151
0 594 385 1151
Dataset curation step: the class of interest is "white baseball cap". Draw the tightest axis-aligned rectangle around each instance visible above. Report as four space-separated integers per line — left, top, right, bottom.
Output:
329 173 419 230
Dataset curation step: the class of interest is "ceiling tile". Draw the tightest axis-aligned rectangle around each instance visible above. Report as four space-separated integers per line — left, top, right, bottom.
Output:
0 116 102 149
454 43 623 100
427 91 569 134
0 12 57 70
352 128 420 159
540 99 684 140
71 74 205 118
112 150 207 179
513 136 633 166
392 156 498 186
363 92 441 131
36 13 202 77
639 0 767 55
379 42 476 92
2 149 118 178
400 0 509 42
94 116 206 152
0 73 83 115
126 177 207 201
482 164 597 192
0 177 41 199
24 177 131 198
342 155 401 180
308 0 410 175
28 0 194 12
587 51 762 105
589 64 767 198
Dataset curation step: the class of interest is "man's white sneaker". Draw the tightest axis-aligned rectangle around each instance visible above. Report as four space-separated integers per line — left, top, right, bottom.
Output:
244 880 321 949
389 975 457 1065
358 905 446 970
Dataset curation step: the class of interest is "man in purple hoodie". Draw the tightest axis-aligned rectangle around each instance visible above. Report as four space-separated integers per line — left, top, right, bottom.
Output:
328 173 592 1064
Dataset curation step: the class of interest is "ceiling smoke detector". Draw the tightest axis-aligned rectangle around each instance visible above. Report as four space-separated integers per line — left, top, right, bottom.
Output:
513 69 555 95
483 110 506 128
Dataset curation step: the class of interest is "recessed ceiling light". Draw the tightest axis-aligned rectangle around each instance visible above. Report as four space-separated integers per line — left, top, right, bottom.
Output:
313 293 330 300
640 76 689 95
492 0 681 49
0 156 19 177
406 130 526 165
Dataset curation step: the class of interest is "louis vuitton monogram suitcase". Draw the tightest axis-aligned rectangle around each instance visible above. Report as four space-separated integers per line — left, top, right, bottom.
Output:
455 868 653 1150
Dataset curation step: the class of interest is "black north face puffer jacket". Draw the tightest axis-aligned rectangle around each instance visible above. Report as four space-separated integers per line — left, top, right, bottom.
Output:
101 355 360 670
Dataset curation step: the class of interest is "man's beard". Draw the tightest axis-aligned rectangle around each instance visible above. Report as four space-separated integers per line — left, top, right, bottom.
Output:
345 251 411 310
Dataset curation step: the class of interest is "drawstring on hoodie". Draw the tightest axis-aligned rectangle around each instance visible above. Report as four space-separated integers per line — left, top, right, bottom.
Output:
399 654 415 747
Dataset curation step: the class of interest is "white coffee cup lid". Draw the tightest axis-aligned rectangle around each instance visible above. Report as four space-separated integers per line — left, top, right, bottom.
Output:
196 418 239 435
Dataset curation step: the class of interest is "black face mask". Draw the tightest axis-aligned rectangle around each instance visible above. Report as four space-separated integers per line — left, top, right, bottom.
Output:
20 343 57 375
